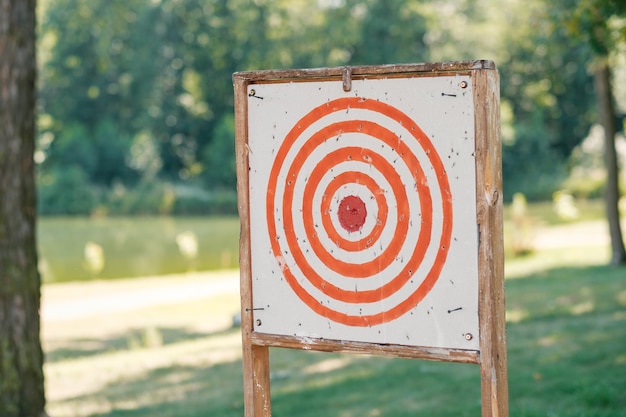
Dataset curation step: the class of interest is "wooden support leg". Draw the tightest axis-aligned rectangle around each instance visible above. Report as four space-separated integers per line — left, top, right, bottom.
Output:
474 68 509 417
242 342 271 417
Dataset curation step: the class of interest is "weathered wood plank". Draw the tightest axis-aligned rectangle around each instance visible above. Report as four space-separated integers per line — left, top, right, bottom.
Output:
233 60 494 82
251 333 480 364
234 76 272 417
474 68 509 417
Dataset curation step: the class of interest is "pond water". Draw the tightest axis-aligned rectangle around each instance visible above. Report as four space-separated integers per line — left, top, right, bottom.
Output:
38 216 240 283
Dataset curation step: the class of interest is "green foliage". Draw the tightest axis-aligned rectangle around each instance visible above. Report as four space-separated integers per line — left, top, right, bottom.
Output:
562 0 626 56
496 1 598 200
350 0 429 65
37 0 626 214
201 115 236 190
104 181 172 216
502 110 569 201
173 189 238 216
38 165 97 215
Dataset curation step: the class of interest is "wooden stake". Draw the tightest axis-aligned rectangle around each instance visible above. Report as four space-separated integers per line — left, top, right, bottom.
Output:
234 76 272 417
474 68 509 417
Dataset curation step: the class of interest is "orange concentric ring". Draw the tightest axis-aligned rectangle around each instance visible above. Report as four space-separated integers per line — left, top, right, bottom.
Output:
302 145 411 277
283 120 432 298
266 97 453 326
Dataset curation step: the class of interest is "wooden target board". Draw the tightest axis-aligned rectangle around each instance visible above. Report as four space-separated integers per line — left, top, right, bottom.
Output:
248 77 477 349
234 61 507 417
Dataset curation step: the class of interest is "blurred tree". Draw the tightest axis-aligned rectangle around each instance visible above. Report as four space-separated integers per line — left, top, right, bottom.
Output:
202 114 237 190
560 0 626 264
497 0 597 200
413 0 599 201
350 0 429 65
38 0 152 190
38 0 276 188
36 0 621 215
0 0 47 415
38 165 96 215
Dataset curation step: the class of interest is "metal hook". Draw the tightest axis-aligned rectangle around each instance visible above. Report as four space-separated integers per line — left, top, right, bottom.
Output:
342 66 352 92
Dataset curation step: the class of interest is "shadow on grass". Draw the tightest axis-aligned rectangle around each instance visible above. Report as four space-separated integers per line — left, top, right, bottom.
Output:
505 263 626 322
81 360 246 417
51 263 626 417
66 346 484 417
46 326 234 363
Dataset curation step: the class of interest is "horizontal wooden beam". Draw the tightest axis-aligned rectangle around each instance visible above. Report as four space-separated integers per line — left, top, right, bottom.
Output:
251 332 480 364
233 60 495 83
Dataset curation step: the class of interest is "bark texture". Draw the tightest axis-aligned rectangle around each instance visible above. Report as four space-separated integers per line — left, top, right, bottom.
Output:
594 59 626 265
0 0 46 415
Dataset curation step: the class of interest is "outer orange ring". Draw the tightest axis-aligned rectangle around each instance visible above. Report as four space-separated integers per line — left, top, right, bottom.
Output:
266 97 453 326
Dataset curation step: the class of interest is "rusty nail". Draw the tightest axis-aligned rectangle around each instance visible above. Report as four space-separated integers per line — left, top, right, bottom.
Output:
465 333 473 341
460 81 468 89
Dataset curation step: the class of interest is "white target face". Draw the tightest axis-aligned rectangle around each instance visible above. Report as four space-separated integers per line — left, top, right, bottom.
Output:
247 76 479 349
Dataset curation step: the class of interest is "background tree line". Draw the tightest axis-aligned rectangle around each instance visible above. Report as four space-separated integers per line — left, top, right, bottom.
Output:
36 0 625 216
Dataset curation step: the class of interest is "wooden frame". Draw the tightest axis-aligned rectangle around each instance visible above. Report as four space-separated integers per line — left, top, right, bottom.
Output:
234 60 507 417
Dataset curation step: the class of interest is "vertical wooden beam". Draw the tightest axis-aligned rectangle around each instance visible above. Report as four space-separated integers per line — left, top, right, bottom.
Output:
234 76 272 417
474 68 509 417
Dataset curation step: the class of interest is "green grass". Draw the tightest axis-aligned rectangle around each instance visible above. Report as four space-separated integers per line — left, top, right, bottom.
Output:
503 198 606 226
43 230 626 417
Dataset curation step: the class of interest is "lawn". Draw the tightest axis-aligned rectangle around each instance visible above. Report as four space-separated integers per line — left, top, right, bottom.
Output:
43 221 626 417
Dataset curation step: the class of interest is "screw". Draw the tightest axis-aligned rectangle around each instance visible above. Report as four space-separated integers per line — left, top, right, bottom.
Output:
460 81 468 89
248 89 263 99
465 333 473 341
256 319 262 326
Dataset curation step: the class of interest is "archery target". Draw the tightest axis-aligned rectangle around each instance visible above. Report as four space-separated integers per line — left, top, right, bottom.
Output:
247 76 480 350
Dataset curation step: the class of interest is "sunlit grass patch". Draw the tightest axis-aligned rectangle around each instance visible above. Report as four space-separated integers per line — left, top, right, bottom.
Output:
505 244 609 278
45 315 243 416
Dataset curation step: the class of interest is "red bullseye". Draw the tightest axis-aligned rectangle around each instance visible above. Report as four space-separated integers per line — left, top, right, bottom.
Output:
338 195 367 232
266 97 453 327
320 171 388 252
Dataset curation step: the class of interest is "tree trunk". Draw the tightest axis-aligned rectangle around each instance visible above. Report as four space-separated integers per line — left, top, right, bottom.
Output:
0 0 46 416
594 58 626 265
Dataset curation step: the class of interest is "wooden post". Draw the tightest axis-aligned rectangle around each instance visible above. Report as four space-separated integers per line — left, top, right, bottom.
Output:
474 68 509 417
234 77 272 417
